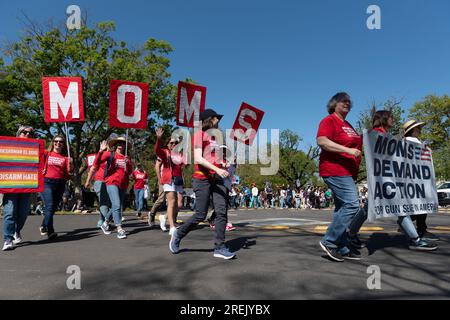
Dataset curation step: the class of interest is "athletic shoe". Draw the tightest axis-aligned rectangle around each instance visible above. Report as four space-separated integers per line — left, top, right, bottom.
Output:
13 232 23 245
136 211 141 217
348 235 366 249
319 241 344 262
117 229 127 239
169 227 177 236
226 223 236 231
159 215 167 232
419 231 440 242
100 222 112 235
47 232 58 240
2 240 14 251
342 249 362 260
39 226 48 236
409 239 438 251
213 247 236 260
169 228 181 254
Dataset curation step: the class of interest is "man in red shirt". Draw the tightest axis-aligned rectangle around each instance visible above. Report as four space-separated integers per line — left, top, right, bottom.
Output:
132 163 148 218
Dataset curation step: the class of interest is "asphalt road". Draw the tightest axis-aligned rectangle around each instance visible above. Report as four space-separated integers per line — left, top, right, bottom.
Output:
1 208 449 300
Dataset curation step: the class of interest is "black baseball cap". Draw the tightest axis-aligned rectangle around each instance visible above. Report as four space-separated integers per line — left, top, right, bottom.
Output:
200 109 223 121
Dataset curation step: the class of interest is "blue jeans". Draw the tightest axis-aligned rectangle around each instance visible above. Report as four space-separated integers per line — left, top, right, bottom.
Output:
2 194 31 241
93 181 111 224
280 196 285 208
134 189 145 212
106 185 125 226
321 176 360 255
250 196 258 208
397 216 419 240
41 178 66 233
348 202 368 236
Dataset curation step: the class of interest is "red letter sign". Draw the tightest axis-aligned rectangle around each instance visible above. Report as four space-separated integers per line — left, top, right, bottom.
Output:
176 81 206 128
231 103 265 145
42 77 84 123
109 80 149 129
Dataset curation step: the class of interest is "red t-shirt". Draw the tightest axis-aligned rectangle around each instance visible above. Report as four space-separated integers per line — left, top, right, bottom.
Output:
317 113 362 179
91 154 106 182
95 151 132 190
44 151 70 180
170 153 184 178
132 170 148 190
192 130 221 180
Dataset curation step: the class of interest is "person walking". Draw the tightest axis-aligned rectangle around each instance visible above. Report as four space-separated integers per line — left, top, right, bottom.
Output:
94 137 133 239
132 163 148 218
317 92 363 262
148 158 166 228
2 126 35 251
169 109 235 259
40 135 73 240
154 128 185 235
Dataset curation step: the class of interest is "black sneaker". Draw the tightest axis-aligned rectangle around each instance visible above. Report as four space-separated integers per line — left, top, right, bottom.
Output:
409 239 438 251
342 249 362 260
419 231 440 242
348 235 366 249
319 242 344 262
47 232 58 240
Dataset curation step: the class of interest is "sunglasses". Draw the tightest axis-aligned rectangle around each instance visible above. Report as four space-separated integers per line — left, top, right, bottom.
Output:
169 141 178 145
54 140 65 144
21 130 34 136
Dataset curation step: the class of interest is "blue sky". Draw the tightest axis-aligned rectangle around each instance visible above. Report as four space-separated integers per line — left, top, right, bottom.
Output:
1 0 450 148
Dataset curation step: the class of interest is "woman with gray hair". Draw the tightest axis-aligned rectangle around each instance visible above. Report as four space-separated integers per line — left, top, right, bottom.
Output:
317 92 363 262
2 126 35 251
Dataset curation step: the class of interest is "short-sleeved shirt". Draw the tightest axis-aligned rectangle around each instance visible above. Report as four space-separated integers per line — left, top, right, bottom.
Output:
317 113 362 179
95 151 132 190
44 151 70 180
192 130 221 180
132 170 148 190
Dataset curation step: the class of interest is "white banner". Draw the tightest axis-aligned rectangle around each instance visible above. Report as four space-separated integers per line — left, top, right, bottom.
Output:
363 130 438 221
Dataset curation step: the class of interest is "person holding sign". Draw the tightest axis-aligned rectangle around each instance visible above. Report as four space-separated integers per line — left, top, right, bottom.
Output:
154 128 185 235
348 110 394 249
317 93 362 262
403 120 440 244
132 163 148 218
169 109 236 260
40 135 73 240
95 137 133 239
2 126 35 251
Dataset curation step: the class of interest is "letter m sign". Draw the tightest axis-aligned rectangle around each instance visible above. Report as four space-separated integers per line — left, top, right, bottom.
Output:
42 77 85 123
176 81 206 128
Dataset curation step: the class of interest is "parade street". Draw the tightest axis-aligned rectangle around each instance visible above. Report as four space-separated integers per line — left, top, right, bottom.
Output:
1 208 449 300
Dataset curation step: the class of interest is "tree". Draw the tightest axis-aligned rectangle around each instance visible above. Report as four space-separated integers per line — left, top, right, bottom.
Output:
409 95 450 180
0 19 177 191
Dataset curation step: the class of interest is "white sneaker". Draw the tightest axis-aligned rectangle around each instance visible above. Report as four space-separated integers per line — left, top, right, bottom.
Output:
159 215 167 232
2 240 14 251
13 232 22 245
169 227 177 236
117 229 127 239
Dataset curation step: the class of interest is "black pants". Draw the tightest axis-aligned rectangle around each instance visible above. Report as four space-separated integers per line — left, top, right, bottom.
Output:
411 214 427 236
177 178 228 249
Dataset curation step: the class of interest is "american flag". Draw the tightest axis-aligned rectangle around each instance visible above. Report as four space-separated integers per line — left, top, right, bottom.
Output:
415 146 432 162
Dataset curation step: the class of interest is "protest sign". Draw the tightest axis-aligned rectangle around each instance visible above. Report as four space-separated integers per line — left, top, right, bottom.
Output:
176 81 206 128
0 136 45 193
363 130 438 221
231 103 265 145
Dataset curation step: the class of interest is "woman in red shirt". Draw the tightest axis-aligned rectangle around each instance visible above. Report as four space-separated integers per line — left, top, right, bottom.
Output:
169 109 236 260
317 92 362 262
131 163 148 218
40 135 72 240
94 137 132 239
154 128 184 235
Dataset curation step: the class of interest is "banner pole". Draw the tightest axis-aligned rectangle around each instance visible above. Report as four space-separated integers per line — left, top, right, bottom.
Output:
64 122 71 160
125 129 129 156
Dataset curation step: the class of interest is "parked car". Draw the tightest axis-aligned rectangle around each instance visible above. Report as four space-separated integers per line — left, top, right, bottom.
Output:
437 182 450 207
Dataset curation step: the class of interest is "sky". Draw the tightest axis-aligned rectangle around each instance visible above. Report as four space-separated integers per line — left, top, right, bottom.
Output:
1 0 450 148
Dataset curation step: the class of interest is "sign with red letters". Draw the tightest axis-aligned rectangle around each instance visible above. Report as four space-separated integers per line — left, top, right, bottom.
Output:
42 77 85 123
231 103 265 145
176 81 206 128
109 80 149 129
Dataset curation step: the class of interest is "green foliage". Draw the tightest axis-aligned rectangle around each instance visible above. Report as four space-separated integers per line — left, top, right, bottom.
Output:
0 20 176 189
409 95 450 180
